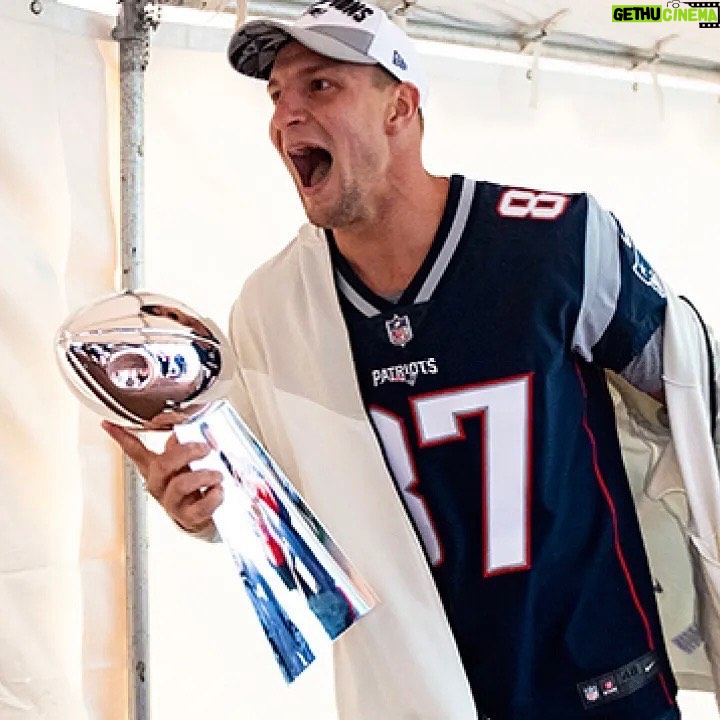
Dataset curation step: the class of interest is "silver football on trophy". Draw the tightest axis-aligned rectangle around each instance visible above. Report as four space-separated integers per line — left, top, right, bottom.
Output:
55 291 235 429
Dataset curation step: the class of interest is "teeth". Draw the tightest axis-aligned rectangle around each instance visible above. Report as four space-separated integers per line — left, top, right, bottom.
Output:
289 146 313 159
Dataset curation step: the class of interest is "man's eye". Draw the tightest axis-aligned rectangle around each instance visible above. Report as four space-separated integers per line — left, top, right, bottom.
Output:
309 78 331 92
269 90 280 104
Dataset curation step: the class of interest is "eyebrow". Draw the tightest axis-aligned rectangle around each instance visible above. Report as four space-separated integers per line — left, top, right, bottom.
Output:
267 60 347 93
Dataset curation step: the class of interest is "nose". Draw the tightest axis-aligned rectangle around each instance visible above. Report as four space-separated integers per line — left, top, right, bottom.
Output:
270 89 308 132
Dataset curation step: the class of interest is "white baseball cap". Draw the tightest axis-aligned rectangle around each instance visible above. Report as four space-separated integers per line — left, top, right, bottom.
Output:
228 1 428 109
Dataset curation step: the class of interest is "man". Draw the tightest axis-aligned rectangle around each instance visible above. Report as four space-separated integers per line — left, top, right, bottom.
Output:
104 2 701 718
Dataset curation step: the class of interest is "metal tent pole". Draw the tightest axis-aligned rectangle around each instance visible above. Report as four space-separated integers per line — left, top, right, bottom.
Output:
112 2 157 718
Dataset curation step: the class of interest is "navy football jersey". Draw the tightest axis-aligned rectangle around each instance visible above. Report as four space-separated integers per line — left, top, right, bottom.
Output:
330 176 675 719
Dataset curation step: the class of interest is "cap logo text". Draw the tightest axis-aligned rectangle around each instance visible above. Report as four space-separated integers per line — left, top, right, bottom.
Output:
306 0 375 22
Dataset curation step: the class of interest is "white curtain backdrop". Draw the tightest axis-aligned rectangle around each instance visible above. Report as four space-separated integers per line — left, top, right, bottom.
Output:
0 2 125 720
1 1 718 718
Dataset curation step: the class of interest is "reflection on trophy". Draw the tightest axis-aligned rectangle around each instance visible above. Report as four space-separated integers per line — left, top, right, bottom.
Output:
55 291 376 683
55 291 233 429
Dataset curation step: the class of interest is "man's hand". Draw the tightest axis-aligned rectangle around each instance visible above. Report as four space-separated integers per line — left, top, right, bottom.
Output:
102 421 224 534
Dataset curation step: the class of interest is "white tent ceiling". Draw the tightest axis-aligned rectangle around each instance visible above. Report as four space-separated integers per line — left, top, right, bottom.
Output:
56 0 720 83
154 0 720 81
394 0 720 66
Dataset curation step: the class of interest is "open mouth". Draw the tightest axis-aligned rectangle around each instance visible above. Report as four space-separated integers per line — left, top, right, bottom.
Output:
288 146 333 189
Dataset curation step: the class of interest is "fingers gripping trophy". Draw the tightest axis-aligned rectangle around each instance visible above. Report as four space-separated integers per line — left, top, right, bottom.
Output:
55 291 375 683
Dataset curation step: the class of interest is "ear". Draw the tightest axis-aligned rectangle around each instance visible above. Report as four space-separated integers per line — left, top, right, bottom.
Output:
385 82 420 135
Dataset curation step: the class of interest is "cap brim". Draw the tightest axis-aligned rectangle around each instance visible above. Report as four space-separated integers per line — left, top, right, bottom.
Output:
228 19 375 81
227 20 293 80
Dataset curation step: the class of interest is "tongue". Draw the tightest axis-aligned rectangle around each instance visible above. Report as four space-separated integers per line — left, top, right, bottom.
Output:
309 155 331 187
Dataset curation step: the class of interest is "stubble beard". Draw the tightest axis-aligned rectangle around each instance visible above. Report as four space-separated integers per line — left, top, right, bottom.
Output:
303 178 368 230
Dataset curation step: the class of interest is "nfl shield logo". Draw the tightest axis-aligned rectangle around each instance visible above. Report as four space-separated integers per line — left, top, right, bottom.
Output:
584 685 600 703
385 314 413 347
